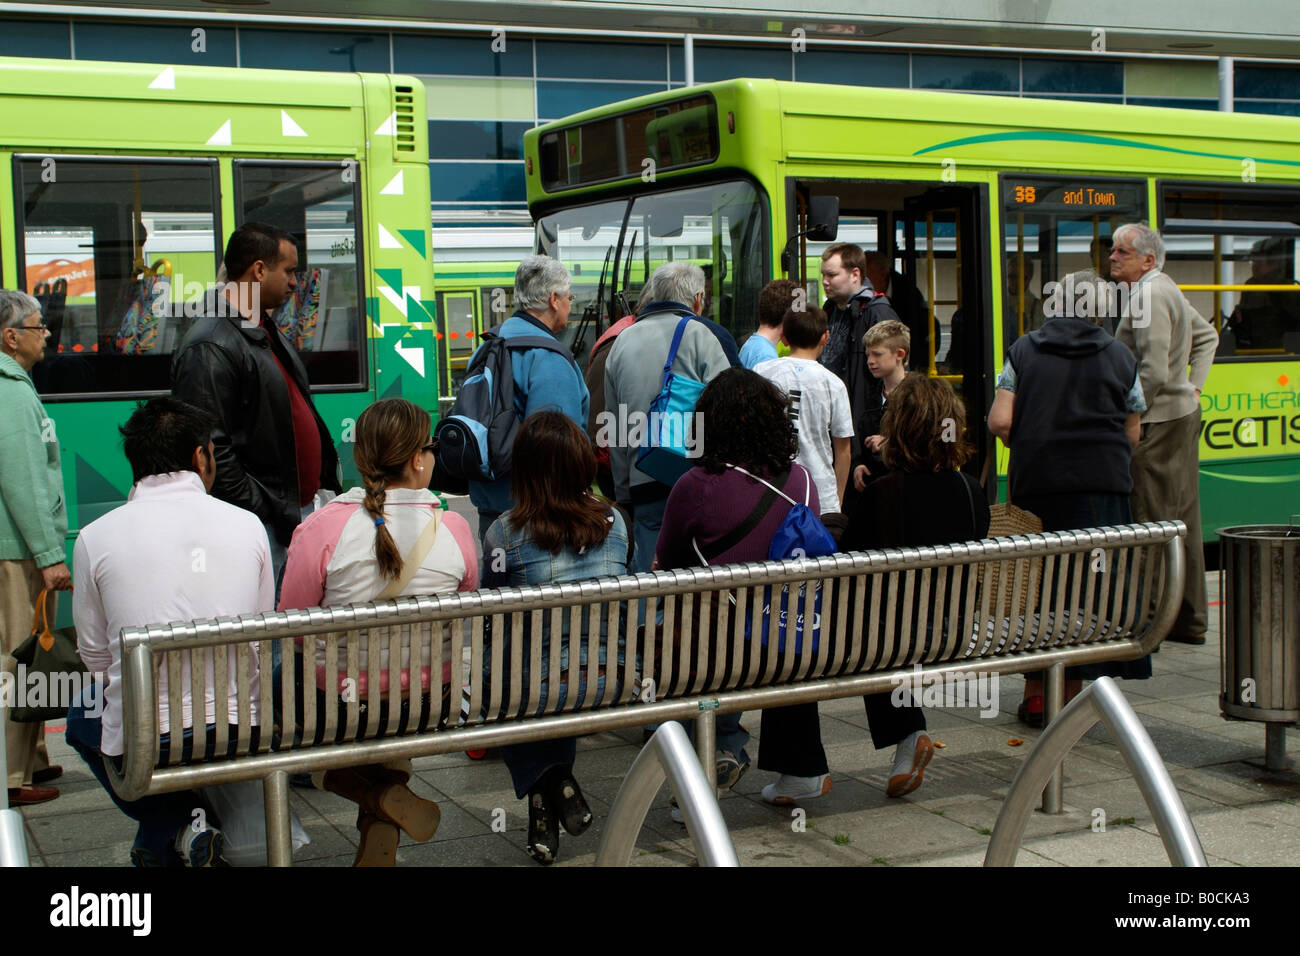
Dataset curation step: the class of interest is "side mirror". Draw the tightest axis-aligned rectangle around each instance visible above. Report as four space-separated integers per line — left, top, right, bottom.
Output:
807 195 839 242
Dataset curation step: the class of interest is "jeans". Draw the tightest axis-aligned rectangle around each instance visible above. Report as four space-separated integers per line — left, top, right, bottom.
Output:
268 501 314 673
64 687 255 866
631 498 668 574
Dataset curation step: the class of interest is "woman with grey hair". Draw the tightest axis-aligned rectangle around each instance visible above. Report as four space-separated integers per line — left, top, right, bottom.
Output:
1 288 71 806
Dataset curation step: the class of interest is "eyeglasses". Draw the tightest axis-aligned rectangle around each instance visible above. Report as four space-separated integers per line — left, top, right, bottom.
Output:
422 439 438 453
15 323 48 334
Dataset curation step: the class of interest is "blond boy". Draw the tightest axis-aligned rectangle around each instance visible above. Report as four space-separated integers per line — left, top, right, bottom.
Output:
853 320 910 491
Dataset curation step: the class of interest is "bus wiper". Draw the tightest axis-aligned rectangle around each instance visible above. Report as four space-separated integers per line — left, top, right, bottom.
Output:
614 230 638 318
573 243 613 360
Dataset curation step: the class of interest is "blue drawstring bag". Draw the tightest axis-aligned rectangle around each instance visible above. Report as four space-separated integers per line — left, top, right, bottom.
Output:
693 465 837 653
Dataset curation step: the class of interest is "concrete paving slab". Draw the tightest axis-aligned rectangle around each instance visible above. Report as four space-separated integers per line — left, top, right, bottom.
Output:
1178 804 1300 866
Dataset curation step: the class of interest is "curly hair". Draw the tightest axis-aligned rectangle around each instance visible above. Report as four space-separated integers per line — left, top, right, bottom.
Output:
696 367 798 478
880 373 973 473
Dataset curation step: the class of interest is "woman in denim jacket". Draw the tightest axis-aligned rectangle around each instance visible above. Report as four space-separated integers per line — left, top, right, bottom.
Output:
482 411 631 864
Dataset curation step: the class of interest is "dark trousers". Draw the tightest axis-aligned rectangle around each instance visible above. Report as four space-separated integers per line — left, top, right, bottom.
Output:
500 738 577 799
756 690 926 777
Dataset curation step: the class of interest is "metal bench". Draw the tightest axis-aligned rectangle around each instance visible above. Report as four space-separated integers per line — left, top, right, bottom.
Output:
107 520 1188 866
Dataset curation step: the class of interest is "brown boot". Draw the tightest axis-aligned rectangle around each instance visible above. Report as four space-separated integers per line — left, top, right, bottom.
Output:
353 811 399 867
321 766 441 842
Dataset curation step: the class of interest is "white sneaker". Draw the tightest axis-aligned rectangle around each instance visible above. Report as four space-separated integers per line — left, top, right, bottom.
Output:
760 773 833 805
886 731 934 798
174 823 226 867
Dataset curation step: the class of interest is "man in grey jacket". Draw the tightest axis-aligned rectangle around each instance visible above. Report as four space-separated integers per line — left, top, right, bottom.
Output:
0 289 70 805
1111 223 1219 644
603 263 731 573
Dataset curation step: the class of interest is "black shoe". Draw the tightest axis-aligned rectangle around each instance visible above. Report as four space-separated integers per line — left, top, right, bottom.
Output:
527 788 559 865
549 772 592 837
1166 633 1207 645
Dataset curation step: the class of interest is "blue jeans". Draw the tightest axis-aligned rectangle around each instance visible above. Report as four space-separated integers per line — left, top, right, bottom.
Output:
64 687 244 866
631 498 668 573
500 738 577 800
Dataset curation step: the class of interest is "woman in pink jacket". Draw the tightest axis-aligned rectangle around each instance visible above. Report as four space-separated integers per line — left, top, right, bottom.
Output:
279 398 479 865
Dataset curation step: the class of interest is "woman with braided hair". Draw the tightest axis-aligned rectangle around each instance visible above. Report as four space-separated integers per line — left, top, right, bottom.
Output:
279 398 479 865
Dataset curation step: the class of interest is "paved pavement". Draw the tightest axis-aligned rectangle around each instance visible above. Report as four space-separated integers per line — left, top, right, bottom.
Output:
12 565 1299 868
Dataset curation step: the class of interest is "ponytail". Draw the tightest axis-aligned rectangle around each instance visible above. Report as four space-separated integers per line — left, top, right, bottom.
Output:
362 474 403 580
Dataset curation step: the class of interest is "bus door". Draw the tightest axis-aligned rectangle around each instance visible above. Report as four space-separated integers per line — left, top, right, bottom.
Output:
901 185 990 480
435 287 481 399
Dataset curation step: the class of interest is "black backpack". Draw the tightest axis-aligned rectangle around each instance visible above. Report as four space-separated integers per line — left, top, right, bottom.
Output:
435 329 575 482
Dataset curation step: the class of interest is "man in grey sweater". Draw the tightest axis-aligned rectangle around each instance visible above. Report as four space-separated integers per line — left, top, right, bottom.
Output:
1112 223 1219 644
603 263 731 573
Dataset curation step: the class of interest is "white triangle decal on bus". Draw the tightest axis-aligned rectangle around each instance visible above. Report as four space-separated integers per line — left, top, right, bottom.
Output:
378 285 408 317
380 171 404 196
148 67 175 90
377 224 403 249
281 110 308 137
394 339 426 377
206 120 232 146
374 112 397 136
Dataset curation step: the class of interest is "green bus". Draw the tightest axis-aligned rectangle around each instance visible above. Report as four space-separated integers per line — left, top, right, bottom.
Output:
523 78 1300 536
1 56 438 558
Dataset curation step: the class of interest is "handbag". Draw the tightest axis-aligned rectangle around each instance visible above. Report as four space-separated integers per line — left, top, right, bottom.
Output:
636 314 706 487
9 588 88 722
977 445 1042 622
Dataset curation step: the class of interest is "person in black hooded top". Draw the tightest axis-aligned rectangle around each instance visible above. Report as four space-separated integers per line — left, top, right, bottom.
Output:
988 270 1148 726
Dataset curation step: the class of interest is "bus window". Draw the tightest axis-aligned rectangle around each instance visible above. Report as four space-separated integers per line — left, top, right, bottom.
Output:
1000 175 1147 352
621 180 765 341
17 157 219 397
1159 182 1300 359
436 289 479 395
536 197 627 360
234 162 365 388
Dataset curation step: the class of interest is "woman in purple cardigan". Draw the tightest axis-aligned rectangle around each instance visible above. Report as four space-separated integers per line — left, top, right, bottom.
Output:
655 368 834 805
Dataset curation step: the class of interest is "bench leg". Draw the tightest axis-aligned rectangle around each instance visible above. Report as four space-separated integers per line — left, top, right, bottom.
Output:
695 707 717 798
1041 663 1065 814
263 771 293 867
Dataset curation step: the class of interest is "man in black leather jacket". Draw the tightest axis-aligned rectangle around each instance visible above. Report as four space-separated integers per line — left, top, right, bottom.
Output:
171 222 340 578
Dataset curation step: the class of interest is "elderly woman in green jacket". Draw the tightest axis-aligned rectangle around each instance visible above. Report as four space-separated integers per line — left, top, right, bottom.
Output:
0 289 70 806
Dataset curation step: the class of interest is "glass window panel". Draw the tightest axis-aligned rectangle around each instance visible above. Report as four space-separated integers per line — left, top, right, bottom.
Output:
692 44 792 83
1127 97 1219 111
393 33 533 76
1000 174 1148 350
1235 65 1300 100
1234 100 1300 117
1022 59 1122 95
534 198 629 360
235 162 364 386
1023 93 1122 104
17 158 219 396
795 51 908 87
0 19 69 58
429 162 526 203
912 54 1019 92
538 94 716 190
1161 182 1300 358
536 40 670 80
622 181 767 342
537 80 665 120
238 29 389 72
428 120 530 160
73 22 236 66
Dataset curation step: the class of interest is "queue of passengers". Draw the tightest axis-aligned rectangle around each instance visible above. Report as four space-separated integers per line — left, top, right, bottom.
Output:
0 220 1214 866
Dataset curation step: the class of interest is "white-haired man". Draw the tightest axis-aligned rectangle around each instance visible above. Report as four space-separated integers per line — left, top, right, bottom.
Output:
1110 223 1218 644
468 254 588 539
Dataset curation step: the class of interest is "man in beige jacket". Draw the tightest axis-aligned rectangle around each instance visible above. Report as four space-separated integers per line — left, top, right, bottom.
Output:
1111 223 1219 644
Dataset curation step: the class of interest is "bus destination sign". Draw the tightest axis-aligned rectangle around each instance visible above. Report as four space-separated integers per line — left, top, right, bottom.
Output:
1003 177 1145 213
